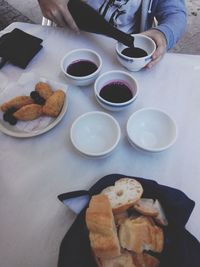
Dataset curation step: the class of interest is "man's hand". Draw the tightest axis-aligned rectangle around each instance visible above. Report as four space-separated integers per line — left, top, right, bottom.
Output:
38 0 79 32
142 29 167 68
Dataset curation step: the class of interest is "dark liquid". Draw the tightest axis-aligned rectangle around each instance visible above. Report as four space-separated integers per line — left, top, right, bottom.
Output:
67 60 98 77
100 80 133 103
122 47 148 58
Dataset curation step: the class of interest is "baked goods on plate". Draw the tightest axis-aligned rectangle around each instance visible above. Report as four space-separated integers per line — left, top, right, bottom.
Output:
0 72 68 137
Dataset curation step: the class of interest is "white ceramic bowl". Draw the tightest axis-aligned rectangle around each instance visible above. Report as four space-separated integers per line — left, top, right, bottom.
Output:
126 108 177 152
116 34 156 72
70 111 121 157
94 70 138 112
61 48 102 86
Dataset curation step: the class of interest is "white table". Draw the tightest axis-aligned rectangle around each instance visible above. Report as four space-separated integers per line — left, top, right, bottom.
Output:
0 22 200 267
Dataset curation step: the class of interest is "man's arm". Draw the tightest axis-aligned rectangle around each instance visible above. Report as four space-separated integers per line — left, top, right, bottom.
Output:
154 0 187 50
143 0 186 68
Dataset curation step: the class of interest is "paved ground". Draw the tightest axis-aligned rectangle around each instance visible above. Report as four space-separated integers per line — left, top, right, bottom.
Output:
172 0 200 54
1 0 200 54
0 0 33 30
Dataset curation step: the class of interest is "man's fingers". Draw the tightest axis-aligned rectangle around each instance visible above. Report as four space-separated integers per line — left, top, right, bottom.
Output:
39 0 79 32
147 48 164 68
142 29 167 68
50 9 66 27
152 45 164 60
146 44 165 68
61 6 79 33
147 55 162 68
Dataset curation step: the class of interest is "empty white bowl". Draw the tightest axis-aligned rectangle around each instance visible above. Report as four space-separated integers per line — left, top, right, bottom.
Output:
70 111 121 157
94 70 138 112
61 48 102 86
126 108 177 152
116 34 156 72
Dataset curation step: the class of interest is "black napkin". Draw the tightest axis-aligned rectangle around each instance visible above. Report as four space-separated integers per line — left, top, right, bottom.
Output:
0 28 43 69
57 174 200 267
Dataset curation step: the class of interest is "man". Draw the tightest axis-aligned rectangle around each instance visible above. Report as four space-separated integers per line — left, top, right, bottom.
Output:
38 0 186 68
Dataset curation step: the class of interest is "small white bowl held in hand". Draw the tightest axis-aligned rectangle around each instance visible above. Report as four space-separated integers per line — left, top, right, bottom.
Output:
94 70 138 112
116 34 156 72
126 108 177 152
61 48 102 86
70 111 121 157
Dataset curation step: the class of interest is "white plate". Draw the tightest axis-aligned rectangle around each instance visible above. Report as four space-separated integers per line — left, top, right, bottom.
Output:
0 72 68 138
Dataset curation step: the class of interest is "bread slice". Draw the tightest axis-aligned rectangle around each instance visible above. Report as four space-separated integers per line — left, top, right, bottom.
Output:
133 198 168 226
119 216 164 253
114 210 129 227
89 232 121 259
132 252 160 267
86 194 121 259
153 200 168 226
133 198 159 217
86 194 115 236
97 251 136 267
101 178 143 213
119 217 152 253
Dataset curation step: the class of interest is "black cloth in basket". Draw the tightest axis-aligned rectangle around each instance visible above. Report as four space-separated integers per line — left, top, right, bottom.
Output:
57 174 200 267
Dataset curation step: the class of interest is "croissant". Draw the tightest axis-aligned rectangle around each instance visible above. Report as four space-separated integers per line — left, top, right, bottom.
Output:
1 96 34 112
13 104 43 121
35 82 53 100
42 90 65 117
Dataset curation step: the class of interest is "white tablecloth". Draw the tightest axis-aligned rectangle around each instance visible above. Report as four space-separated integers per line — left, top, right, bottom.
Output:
0 22 200 267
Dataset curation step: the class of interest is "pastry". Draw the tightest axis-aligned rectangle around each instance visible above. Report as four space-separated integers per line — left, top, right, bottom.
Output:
42 90 65 117
1 96 34 112
35 82 53 100
13 104 43 121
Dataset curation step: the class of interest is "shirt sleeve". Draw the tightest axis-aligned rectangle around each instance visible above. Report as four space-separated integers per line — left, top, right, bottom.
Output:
153 0 187 50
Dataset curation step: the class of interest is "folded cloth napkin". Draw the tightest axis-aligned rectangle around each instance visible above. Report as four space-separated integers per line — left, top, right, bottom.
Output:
0 28 43 69
57 173 200 267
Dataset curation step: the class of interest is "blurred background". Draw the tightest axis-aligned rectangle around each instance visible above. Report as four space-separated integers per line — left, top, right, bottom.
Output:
0 0 200 54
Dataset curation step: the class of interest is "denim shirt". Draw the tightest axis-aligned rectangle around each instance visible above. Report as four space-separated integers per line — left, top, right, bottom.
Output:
86 0 187 50
142 0 187 50
86 0 142 33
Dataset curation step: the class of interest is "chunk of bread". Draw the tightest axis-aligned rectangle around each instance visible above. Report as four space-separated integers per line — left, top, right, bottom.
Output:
86 194 121 259
96 251 136 267
133 198 159 217
1 96 34 112
86 194 115 236
119 216 164 253
132 252 160 267
153 200 168 226
101 178 143 213
114 210 129 227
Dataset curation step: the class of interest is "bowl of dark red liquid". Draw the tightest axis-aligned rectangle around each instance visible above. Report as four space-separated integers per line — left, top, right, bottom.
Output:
94 70 138 111
61 48 102 86
116 34 156 72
